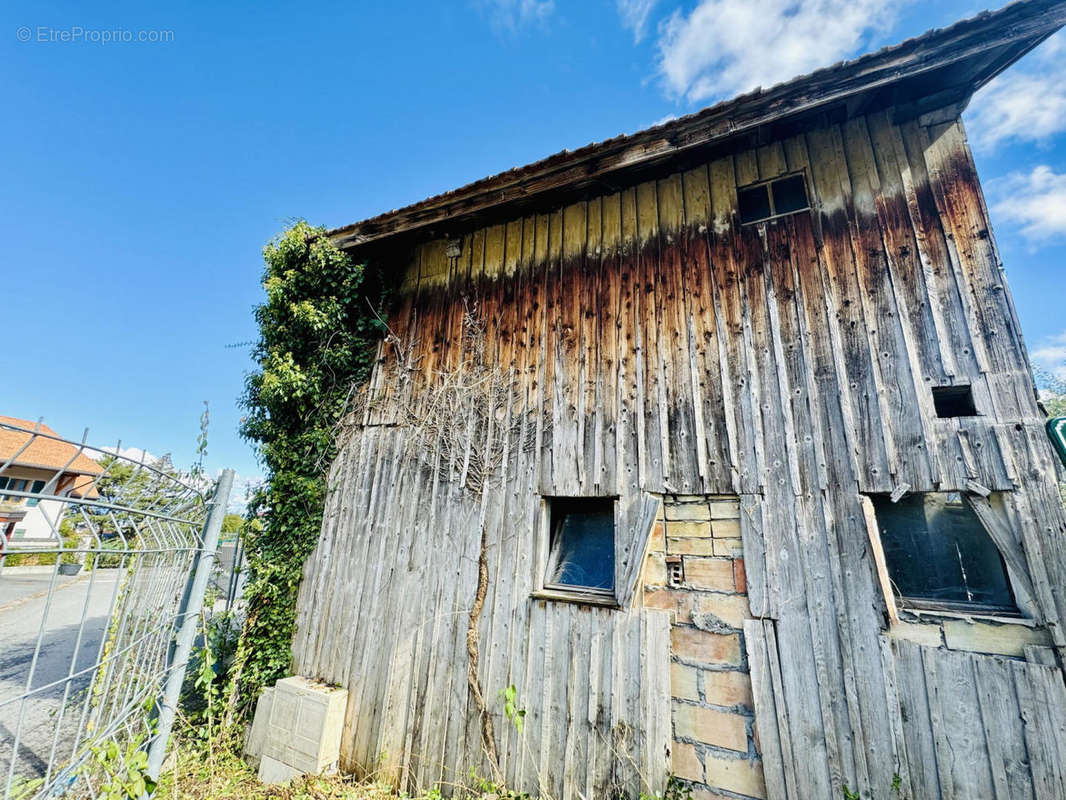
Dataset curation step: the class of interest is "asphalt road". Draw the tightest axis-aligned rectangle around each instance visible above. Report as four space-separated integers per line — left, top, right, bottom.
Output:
0 571 119 786
0 544 242 789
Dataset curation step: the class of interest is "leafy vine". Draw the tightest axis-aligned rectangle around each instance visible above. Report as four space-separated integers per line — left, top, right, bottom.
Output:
228 220 393 718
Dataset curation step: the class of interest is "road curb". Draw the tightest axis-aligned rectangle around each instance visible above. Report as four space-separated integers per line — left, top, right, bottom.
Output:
0 573 94 615
0 565 60 575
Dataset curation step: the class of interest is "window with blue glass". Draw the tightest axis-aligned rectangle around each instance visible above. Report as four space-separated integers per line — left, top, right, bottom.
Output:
1 478 28 503
0 478 48 505
870 492 1017 614
26 480 46 507
544 497 615 594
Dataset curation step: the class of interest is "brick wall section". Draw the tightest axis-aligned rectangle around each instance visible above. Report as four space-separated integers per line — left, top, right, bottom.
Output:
643 495 766 800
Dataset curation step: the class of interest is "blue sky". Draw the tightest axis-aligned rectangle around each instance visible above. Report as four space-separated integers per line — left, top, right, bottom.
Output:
4 0 1066 497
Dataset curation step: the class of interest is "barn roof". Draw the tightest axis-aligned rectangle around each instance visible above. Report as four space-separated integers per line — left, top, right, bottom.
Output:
330 0 1066 254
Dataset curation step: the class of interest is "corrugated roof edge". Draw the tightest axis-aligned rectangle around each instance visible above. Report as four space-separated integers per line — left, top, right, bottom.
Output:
329 0 1066 250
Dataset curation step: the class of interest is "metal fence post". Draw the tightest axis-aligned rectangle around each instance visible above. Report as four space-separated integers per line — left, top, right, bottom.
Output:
146 468 234 782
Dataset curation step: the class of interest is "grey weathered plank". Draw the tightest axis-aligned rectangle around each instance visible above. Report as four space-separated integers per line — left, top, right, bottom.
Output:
745 619 792 800
287 106 1066 800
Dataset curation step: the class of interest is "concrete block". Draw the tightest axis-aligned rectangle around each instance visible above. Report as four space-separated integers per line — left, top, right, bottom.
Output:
671 740 703 782
733 560 746 594
671 662 699 701
258 754 303 784
703 753 766 798
666 503 711 522
694 594 751 630
668 536 716 556
709 499 741 520
644 587 678 611
258 676 348 777
943 620 1050 656
668 521 714 539
243 687 275 768
702 669 753 709
644 553 668 587
672 702 748 752
712 537 744 557
711 519 741 539
691 611 736 635
684 558 734 591
889 621 942 648
671 627 742 667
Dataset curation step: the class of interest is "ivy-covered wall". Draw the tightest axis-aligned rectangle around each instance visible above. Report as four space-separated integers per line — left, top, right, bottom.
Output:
232 221 391 713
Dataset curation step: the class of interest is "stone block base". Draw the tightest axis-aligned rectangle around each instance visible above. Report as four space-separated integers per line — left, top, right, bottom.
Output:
244 676 348 782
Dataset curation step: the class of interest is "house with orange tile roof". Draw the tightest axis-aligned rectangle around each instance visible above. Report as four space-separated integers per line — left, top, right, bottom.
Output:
0 416 103 544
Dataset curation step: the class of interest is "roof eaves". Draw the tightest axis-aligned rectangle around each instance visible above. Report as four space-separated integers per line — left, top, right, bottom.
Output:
329 0 1066 251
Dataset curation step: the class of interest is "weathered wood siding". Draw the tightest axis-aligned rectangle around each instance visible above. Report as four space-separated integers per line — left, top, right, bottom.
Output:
883 639 1066 799
293 110 1066 799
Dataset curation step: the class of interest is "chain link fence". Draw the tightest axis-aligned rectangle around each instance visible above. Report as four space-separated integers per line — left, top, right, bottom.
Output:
0 419 232 799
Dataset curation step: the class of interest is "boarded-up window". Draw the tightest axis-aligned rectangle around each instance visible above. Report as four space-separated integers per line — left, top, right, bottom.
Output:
869 493 1016 613
545 497 615 593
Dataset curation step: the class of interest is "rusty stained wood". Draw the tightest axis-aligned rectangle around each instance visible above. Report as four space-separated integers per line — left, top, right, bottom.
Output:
292 108 1066 800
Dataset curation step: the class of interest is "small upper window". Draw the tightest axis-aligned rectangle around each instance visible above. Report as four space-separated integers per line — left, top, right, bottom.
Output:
544 497 615 594
738 184 772 224
738 173 810 225
932 385 977 418
870 493 1016 614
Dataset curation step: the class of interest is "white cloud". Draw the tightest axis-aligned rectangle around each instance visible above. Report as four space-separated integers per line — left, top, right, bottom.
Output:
477 0 554 30
618 0 659 42
227 472 265 515
1031 331 1066 381
989 165 1066 242
656 0 901 103
966 32 1066 150
87 445 160 465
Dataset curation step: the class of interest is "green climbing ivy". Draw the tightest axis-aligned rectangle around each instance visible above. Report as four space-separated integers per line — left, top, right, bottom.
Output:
231 220 392 716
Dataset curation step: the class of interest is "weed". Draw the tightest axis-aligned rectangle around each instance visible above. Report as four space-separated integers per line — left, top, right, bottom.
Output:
499 685 527 734
640 776 693 800
85 736 156 800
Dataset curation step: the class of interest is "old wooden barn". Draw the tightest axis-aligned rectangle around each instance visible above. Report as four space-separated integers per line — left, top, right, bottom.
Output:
289 2 1066 798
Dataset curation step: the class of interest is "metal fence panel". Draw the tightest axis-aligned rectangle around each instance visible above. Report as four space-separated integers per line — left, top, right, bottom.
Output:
0 420 232 799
